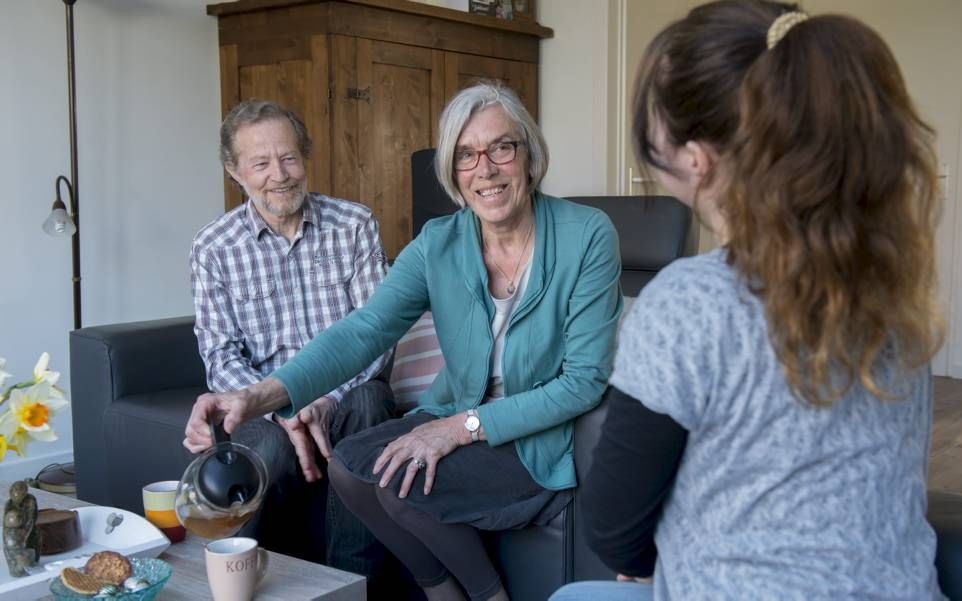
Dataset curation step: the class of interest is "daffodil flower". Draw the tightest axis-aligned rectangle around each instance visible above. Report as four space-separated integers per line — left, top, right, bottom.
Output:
32 352 64 398
0 406 15 436
0 356 11 389
0 408 17 460
2 428 29 457
0 353 70 461
7 382 67 443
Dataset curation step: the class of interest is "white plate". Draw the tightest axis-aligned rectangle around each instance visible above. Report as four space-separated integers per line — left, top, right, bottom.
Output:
0 505 170 600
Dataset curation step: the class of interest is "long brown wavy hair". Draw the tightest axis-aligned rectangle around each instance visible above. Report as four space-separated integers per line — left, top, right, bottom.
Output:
634 0 943 406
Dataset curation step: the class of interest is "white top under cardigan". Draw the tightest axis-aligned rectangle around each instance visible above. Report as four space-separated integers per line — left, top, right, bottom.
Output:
486 261 533 402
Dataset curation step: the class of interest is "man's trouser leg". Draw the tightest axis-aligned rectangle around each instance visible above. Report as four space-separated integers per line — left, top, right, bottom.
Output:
326 379 399 594
231 417 323 560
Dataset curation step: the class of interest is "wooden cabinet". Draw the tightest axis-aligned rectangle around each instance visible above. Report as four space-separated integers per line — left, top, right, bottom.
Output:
207 0 552 258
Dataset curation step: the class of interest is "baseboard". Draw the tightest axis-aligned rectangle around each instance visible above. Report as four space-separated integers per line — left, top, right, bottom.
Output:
1 450 74 482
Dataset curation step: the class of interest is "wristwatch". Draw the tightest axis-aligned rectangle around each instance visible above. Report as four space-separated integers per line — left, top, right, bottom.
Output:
464 409 481 443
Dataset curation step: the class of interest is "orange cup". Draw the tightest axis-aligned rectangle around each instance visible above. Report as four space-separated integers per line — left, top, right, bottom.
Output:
143 480 187 543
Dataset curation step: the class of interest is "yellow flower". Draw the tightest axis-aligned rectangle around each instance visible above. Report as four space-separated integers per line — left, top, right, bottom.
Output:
7 382 67 443
0 434 8 459
32 352 65 399
7 429 29 456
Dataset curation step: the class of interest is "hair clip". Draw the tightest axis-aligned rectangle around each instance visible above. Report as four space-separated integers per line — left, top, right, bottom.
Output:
767 11 809 49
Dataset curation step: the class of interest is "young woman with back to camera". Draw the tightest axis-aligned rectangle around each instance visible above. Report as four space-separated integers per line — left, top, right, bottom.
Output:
552 0 945 599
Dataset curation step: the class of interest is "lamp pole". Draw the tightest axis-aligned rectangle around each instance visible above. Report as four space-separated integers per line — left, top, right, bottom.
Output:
65 0 81 330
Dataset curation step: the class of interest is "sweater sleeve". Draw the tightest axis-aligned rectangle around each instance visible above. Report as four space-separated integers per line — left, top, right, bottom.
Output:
584 386 688 577
269 232 430 418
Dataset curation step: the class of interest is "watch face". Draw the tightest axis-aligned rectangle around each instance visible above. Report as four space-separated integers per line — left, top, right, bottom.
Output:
465 415 481 431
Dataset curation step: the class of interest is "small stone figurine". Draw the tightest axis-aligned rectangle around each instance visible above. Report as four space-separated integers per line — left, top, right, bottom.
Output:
4 480 39 577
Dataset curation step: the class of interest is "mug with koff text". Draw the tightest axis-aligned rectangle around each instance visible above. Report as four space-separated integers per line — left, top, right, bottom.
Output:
142 480 187 543
205 536 270 601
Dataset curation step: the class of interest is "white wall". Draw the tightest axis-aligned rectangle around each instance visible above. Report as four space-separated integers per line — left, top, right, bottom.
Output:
0 0 222 479
537 0 612 197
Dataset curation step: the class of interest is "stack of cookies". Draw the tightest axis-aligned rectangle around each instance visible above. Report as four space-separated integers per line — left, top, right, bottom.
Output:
59 551 133 596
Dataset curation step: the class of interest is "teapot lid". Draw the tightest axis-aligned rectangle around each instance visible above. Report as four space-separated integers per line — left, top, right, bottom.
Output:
197 423 262 509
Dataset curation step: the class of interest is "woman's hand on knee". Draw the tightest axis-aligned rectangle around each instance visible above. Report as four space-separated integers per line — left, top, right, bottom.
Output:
372 416 463 497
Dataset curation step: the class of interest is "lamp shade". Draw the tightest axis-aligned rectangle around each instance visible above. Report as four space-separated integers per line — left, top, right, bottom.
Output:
43 199 77 237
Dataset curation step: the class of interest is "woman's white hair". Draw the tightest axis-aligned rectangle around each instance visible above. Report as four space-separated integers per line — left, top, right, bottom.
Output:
434 82 549 208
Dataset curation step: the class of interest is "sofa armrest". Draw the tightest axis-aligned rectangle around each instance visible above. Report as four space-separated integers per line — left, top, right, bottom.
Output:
70 316 205 505
929 490 962 599
70 316 206 398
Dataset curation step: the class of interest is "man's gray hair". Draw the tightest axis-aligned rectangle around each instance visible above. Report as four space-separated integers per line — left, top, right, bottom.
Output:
435 83 549 208
219 99 313 167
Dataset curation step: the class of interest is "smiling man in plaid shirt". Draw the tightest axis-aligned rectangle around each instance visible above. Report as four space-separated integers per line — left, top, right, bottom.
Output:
188 100 397 593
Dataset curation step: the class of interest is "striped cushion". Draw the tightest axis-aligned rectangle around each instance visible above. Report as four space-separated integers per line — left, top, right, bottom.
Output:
390 312 444 412
389 297 635 412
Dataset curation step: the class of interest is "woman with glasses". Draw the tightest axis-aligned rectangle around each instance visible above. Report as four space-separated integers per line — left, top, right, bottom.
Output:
184 82 622 601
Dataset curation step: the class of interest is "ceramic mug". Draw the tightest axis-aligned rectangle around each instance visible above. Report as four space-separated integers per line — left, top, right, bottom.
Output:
142 480 187 543
205 537 270 601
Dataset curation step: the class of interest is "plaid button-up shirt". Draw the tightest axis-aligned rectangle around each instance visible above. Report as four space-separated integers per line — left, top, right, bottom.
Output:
189 194 391 404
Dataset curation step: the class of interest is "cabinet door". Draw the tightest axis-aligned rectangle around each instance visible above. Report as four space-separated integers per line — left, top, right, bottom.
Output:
219 35 332 211
333 36 445 259
444 52 538 120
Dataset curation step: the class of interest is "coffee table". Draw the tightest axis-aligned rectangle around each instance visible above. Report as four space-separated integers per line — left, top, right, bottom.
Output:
0 483 366 600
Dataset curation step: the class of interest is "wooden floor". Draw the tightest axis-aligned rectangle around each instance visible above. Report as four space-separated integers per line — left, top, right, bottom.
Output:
930 376 962 494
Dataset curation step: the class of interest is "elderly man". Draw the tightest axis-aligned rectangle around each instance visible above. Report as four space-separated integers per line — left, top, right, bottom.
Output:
187 99 396 590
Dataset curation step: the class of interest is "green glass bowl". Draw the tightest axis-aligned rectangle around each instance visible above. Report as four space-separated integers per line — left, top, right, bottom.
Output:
49 557 172 601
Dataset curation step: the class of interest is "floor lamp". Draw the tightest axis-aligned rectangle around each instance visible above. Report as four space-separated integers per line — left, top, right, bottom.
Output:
41 0 82 330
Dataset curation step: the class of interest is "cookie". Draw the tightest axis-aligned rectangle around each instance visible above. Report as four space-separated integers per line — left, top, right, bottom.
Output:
60 567 109 595
84 550 133 585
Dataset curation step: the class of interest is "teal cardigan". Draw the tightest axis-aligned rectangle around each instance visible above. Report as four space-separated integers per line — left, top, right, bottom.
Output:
272 192 623 490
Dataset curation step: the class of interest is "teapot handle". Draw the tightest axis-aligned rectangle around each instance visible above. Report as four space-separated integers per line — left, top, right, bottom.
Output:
209 421 237 465
210 421 231 446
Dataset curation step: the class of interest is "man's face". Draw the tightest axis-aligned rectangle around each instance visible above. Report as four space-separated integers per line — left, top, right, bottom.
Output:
226 118 308 220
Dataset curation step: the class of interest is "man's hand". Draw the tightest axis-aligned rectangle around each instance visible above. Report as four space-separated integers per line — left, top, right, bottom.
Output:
184 388 255 453
184 378 291 454
617 574 652 584
276 396 336 482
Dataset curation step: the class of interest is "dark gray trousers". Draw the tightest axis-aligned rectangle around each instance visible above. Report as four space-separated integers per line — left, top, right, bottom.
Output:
231 379 397 588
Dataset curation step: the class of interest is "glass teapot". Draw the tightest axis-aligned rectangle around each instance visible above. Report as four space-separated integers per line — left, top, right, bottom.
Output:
174 422 268 539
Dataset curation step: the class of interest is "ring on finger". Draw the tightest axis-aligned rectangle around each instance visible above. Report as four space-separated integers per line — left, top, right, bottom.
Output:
413 458 426 471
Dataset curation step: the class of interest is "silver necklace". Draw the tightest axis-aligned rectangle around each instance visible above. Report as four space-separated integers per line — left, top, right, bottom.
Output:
484 221 534 295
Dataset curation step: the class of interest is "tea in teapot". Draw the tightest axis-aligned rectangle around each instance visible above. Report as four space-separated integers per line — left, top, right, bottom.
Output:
175 423 268 539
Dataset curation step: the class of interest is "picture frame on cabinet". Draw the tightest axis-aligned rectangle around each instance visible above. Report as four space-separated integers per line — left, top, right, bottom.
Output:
511 0 535 21
469 0 512 20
